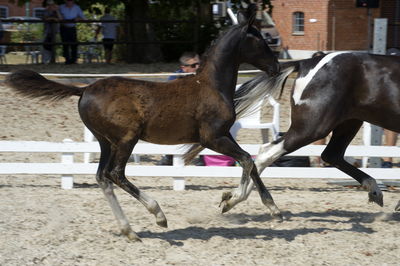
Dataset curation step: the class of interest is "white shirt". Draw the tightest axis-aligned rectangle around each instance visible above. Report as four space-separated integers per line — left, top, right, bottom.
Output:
59 4 85 27
100 14 118 39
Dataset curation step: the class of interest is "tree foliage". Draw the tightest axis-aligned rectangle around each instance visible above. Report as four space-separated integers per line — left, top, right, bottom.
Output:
15 0 271 62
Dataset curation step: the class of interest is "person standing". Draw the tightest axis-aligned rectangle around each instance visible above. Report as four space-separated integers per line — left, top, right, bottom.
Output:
59 0 85 64
95 7 119 64
42 0 62 64
167 52 200 81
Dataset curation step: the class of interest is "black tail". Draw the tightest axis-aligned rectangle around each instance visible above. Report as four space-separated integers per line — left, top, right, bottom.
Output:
5 70 84 101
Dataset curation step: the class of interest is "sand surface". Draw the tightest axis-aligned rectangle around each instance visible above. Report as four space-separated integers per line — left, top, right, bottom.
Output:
0 65 399 265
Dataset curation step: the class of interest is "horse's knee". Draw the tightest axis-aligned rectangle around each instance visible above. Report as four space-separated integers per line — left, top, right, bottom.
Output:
238 153 255 172
321 148 341 165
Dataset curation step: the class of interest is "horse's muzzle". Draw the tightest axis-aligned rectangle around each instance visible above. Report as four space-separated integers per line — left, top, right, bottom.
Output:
267 64 280 77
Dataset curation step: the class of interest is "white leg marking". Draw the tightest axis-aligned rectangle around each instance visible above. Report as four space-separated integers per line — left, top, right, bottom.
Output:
242 141 287 200
255 141 287 174
292 51 349 105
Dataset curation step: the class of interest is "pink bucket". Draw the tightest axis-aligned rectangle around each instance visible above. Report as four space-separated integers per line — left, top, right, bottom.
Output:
203 155 236 166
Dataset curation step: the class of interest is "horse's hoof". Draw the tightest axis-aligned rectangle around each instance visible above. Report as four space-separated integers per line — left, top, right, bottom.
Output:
219 191 233 213
368 190 384 207
156 218 168 228
122 229 142 242
272 212 284 222
220 201 233 214
219 191 233 206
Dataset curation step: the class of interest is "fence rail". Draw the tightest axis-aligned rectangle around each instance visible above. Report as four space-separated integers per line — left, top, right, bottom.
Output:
1 140 399 190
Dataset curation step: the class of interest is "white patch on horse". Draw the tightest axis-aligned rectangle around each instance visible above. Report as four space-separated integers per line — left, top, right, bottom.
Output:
292 52 349 105
255 141 287 172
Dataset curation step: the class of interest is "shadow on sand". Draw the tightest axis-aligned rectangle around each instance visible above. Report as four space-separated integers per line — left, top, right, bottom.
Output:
137 209 400 245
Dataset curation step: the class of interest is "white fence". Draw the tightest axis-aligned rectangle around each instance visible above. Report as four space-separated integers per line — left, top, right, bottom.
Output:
1 140 400 190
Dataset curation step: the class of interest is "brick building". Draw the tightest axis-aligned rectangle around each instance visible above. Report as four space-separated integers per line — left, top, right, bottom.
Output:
271 0 400 58
0 0 44 18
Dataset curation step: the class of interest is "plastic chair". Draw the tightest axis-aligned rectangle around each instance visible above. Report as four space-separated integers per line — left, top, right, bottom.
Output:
0 45 7 64
79 38 102 63
231 84 280 141
25 46 42 64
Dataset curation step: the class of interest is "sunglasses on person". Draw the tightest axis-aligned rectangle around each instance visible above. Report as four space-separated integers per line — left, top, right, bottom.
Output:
183 62 200 68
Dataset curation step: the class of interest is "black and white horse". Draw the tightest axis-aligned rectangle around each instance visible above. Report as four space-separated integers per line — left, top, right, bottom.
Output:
226 51 400 212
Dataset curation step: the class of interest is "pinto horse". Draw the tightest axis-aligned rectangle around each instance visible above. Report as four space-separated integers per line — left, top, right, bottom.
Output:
6 6 281 241
225 51 400 212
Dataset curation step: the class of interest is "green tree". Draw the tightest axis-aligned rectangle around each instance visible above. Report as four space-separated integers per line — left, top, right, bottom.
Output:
14 0 271 62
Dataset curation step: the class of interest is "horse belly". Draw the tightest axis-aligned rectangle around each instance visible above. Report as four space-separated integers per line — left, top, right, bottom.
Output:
141 120 199 145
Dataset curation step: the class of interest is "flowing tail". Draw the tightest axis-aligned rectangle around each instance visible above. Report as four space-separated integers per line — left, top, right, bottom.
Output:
234 63 296 119
182 62 298 164
5 70 84 101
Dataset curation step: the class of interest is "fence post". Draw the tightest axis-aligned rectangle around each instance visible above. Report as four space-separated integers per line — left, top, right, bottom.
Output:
83 127 93 163
61 138 74 189
172 155 185 191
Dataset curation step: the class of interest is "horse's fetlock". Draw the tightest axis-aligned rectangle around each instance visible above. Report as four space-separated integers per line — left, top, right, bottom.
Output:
361 177 377 190
147 199 160 214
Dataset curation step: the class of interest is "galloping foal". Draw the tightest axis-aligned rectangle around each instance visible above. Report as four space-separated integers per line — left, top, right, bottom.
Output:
6 6 281 241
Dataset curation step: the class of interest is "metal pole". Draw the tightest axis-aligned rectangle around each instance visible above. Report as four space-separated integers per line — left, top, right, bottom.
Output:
367 8 372 52
368 18 388 168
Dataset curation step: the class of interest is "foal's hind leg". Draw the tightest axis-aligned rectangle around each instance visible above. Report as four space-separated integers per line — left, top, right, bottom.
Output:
104 139 168 230
231 138 289 215
321 120 383 206
95 136 139 241
204 135 281 218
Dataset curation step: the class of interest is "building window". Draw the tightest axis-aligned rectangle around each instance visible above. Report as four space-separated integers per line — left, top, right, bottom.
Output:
33 8 45 19
0 6 9 18
293 12 304 35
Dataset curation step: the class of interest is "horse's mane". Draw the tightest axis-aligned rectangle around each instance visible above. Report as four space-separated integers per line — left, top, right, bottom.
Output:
196 25 242 73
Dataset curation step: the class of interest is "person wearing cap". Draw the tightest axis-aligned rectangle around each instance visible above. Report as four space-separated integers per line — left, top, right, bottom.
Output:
59 0 85 64
42 0 62 64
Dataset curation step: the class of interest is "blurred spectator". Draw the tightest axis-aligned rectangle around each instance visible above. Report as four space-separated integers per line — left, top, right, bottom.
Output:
59 0 85 64
167 52 200 81
42 0 62 64
95 7 119 64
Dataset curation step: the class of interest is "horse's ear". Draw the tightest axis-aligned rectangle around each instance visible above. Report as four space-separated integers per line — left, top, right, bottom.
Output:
237 11 247 25
246 3 257 27
238 3 257 31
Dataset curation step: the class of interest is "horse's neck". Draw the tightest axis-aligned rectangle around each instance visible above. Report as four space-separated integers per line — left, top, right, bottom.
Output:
199 51 240 100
